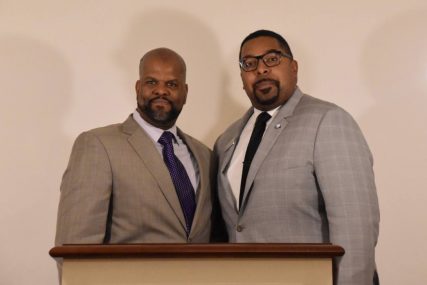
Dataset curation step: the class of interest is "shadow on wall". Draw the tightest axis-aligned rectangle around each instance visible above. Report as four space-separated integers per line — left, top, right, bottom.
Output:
360 8 427 193
360 8 427 283
112 8 246 147
0 35 72 283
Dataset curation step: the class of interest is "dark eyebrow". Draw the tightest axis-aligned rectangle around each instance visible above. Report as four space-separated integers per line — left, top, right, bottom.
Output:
241 49 283 59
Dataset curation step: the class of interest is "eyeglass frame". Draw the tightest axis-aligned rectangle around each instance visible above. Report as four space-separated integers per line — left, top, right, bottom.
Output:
239 49 293 72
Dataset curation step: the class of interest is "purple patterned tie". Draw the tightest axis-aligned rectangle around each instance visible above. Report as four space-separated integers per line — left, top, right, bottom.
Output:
158 131 196 235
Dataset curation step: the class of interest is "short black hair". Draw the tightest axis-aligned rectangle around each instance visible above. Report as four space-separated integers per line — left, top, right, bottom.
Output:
239 29 293 59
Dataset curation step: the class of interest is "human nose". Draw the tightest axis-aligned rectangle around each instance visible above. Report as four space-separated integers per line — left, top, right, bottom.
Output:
153 83 169 96
256 59 270 75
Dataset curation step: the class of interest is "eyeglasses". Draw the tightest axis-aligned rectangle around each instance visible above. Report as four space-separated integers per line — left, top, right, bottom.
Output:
239 50 293 72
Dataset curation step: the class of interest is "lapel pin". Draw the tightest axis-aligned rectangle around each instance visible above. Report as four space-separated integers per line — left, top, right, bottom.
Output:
226 140 235 151
275 124 281 129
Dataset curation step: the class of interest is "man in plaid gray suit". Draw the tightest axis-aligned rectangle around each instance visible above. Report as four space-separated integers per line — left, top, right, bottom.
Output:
214 30 380 284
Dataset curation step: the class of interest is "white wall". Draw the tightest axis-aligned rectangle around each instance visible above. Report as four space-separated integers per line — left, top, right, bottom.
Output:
1 0 426 284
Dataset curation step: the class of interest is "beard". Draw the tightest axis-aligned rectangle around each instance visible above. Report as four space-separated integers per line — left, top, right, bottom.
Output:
252 79 280 106
138 97 181 126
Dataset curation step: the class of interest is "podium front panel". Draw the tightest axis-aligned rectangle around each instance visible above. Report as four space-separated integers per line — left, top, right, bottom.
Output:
62 257 332 285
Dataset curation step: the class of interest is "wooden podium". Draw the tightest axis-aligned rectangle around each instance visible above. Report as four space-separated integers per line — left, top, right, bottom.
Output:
49 243 344 285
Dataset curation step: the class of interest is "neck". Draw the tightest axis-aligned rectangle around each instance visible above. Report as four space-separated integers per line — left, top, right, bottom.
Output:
137 108 175 130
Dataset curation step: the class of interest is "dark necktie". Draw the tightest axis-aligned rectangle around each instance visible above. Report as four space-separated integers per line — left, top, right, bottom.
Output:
239 112 271 209
158 131 196 236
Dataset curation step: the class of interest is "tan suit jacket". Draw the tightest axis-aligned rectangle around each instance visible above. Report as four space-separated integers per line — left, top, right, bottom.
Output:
55 115 215 245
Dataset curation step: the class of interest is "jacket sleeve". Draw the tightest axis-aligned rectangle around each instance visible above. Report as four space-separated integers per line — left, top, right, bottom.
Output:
314 107 380 284
55 131 113 245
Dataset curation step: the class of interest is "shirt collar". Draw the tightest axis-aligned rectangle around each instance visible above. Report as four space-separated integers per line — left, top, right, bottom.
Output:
132 110 179 144
252 106 280 119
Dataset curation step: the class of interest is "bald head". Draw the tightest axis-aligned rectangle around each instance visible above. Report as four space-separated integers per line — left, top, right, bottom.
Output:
135 47 189 129
139 48 186 80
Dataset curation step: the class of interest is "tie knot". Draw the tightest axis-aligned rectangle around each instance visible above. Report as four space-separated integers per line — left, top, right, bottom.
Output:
256 112 271 125
158 131 176 146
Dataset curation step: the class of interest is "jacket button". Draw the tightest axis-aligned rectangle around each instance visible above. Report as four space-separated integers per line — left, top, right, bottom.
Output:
236 225 243 232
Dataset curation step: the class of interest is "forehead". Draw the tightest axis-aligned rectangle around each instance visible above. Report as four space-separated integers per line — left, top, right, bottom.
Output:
140 56 185 80
241 36 283 57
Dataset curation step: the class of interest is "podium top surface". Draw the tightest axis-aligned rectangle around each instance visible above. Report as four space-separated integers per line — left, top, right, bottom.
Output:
50 243 344 259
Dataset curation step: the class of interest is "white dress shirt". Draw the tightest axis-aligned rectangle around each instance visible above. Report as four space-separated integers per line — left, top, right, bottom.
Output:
226 107 279 209
132 110 199 192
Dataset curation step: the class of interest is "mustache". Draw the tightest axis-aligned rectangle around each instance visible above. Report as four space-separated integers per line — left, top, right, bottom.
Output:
253 78 279 88
148 96 173 104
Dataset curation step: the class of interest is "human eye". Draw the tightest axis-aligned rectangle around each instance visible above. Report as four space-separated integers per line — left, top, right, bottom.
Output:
144 79 157 85
242 58 257 70
264 53 280 64
166 81 178 88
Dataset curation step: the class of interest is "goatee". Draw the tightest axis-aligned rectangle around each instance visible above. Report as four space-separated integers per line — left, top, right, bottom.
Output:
253 79 280 106
137 97 181 126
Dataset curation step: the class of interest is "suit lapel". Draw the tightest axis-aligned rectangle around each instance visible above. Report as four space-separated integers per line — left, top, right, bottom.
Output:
220 109 254 174
219 137 239 211
219 110 254 211
240 88 304 211
122 116 187 230
177 129 207 237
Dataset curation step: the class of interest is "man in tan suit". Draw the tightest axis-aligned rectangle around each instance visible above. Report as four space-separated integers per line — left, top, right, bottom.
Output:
55 48 217 246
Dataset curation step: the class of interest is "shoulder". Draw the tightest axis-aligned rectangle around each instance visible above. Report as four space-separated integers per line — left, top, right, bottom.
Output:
70 121 129 155
86 122 124 137
214 109 251 152
300 95 371 155
178 130 212 155
295 94 358 126
75 120 128 141
297 94 342 114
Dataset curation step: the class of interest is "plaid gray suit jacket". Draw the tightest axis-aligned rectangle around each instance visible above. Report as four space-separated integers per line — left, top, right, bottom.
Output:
55 115 214 246
214 88 380 284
